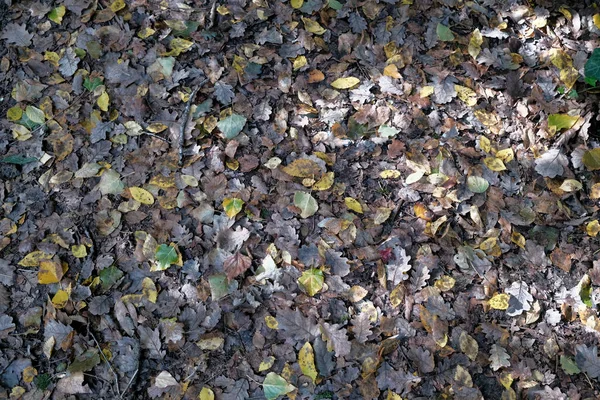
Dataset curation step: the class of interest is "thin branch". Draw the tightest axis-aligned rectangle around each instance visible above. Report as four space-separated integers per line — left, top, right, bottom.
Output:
178 80 208 166
121 368 138 399
89 330 121 398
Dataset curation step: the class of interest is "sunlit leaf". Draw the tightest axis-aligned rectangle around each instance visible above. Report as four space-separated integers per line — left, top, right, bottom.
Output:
583 148 600 171
489 293 509 310
298 342 318 384
344 197 363 214
154 244 178 271
223 198 244 219
129 187 154 205
331 77 360 89
298 268 324 296
301 17 327 35
469 28 483 59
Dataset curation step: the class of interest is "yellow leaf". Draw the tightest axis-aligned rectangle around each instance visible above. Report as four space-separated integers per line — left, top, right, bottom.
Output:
594 14 600 30
590 183 600 199
386 391 402 400
499 372 513 390
282 158 323 178
380 169 401 179
180 175 198 187
560 66 579 90
301 17 327 35
587 220 600 237
52 289 69 308
150 174 176 188
495 148 514 163
299 342 318 384
38 259 64 284
223 198 244 219
383 64 401 79
291 0 303 9
558 6 571 20
163 38 194 56
454 85 477 106
7 106 22 121
550 49 573 70
146 123 168 133
389 284 405 307
22 366 37 384
48 6 66 24
293 55 307 71
489 293 509 310
559 179 582 192
259 356 275 372
265 315 279 329
312 172 334 191
71 244 88 258
459 331 478 361
479 135 491 153
12 124 32 141
19 251 54 267
129 187 155 205
97 91 109 112
483 157 506 172
331 76 360 89
345 197 363 214
138 27 155 38
110 0 126 12
217 5 229 15
474 109 500 130
420 85 434 97
511 231 526 249
468 28 483 60
142 277 158 303
434 276 455 291
199 387 215 400
197 335 224 350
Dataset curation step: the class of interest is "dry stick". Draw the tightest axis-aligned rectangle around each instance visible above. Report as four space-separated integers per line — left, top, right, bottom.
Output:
178 80 208 166
121 368 138 398
89 330 121 398
207 0 218 30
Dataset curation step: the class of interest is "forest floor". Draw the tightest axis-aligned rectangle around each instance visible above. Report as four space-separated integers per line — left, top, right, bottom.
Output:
1 0 600 399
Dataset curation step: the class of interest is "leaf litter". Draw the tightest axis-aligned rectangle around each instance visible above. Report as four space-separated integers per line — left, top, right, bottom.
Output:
0 0 600 399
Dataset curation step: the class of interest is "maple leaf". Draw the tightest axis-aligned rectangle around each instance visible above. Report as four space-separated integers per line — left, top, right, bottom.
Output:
575 344 600 379
320 322 351 358
489 344 510 371
350 312 372 344
276 309 319 343
534 149 568 178
376 362 421 395
1 23 33 46
387 246 412 286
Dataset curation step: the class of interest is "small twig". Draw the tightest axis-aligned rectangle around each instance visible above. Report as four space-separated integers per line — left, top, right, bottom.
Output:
207 0 218 30
121 368 138 398
178 81 207 166
142 131 169 142
89 330 121 398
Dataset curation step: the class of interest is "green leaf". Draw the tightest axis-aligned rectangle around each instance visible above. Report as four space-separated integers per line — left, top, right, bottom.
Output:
328 0 343 10
298 268 324 296
48 5 66 24
548 113 579 131
154 244 178 271
99 265 124 291
25 106 46 125
263 372 295 400
560 355 581 375
467 176 489 193
584 48 600 84
437 23 455 41
294 191 318 218
223 197 244 219
378 125 399 138
0 155 38 165
97 169 124 195
84 77 103 92
583 148 600 171
217 114 247 139
68 349 101 373
208 274 233 300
